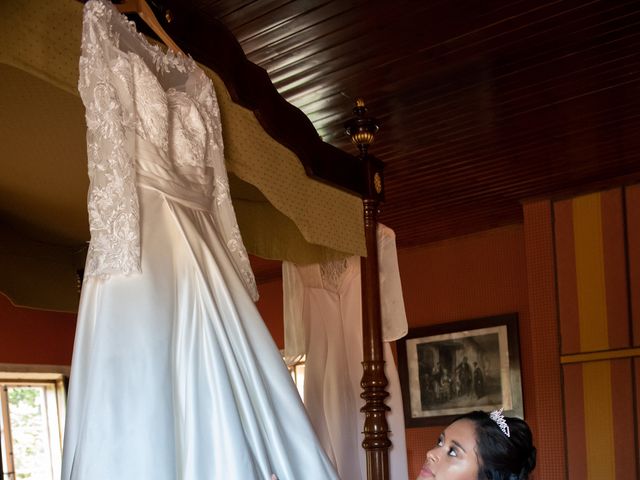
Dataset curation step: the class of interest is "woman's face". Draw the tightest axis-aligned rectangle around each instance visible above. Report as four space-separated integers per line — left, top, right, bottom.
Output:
417 419 479 480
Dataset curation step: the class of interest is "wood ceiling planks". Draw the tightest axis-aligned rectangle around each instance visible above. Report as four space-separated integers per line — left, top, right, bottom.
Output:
196 0 640 247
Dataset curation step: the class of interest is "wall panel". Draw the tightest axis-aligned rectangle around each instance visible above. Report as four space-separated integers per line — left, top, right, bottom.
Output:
522 200 566 480
562 363 587 479
554 186 639 480
626 185 640 345
0 292 75 365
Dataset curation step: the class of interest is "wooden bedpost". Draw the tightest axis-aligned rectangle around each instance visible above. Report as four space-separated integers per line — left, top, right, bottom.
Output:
346 99 390 480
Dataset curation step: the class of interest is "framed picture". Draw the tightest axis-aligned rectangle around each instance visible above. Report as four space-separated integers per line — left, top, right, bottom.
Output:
397 313 523 427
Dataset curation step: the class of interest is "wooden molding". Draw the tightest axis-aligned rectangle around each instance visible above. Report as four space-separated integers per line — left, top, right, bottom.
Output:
560 347 640 364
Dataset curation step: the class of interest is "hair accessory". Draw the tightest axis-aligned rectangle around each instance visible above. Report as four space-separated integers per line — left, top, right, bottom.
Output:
489 408 510 438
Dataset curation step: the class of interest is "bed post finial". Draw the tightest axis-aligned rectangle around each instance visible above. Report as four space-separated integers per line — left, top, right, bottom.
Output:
346 100 390 480
345 98 380 158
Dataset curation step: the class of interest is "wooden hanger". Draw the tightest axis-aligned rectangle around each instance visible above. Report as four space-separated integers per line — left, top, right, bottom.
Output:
116 0 183 54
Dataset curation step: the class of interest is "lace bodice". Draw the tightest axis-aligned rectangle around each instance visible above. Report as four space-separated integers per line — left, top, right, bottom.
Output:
79 0 257 300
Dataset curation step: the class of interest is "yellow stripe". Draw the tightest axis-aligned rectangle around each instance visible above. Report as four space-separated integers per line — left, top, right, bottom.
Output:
573 194 609 351
561 347 640 364
583 362 616 479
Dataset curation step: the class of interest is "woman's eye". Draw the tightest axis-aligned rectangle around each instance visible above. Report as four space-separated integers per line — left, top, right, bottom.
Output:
436 436 444 447
447 448 457 457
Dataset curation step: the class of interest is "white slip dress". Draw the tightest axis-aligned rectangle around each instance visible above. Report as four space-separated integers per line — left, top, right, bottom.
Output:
282 224 409 480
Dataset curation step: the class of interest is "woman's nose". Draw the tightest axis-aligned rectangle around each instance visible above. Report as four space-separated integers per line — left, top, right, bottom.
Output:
426 448 438 463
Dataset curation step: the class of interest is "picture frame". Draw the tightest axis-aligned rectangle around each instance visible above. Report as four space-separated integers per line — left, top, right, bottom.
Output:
397 313 523 428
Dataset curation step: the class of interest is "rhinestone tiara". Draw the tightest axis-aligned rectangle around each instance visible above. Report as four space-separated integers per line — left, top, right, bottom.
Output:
489 408 510 438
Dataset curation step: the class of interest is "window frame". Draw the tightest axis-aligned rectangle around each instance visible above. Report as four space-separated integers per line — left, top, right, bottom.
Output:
0 365 68 480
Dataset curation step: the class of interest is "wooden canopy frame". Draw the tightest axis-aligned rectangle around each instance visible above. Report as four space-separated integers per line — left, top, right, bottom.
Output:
141 2 392 478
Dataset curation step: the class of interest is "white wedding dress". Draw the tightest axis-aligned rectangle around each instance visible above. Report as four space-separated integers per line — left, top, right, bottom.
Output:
61 2 338 479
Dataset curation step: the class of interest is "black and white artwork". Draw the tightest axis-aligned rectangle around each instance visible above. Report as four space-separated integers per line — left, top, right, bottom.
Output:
398 314 523 427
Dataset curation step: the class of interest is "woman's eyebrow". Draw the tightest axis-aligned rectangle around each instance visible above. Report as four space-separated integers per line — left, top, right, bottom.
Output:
451 440 466 453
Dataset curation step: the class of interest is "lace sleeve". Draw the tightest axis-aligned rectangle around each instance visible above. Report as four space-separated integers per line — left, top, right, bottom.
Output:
197 75 259 300
79 1 140 277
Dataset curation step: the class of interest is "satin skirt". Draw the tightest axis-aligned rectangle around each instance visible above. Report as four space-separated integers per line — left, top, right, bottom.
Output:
61 186 338 480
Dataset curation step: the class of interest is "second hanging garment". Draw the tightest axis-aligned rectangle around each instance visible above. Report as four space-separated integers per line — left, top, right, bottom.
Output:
283 224 409 480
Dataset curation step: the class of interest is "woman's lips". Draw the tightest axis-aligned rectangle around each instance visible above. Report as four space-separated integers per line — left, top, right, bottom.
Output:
420 465 434 478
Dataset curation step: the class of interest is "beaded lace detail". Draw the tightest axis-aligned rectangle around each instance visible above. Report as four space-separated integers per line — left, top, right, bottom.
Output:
319 258 349 291
80 0 257 299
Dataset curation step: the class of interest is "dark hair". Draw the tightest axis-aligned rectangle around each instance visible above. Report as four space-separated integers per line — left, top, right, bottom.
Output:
455 411 536 480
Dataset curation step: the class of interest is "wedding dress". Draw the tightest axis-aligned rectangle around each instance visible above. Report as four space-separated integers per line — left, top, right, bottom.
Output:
61 2 338 478
282 225 409 480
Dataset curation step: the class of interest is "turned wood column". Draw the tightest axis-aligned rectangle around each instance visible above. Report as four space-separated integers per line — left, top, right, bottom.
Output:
345 98 390 480
361 194 390 480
